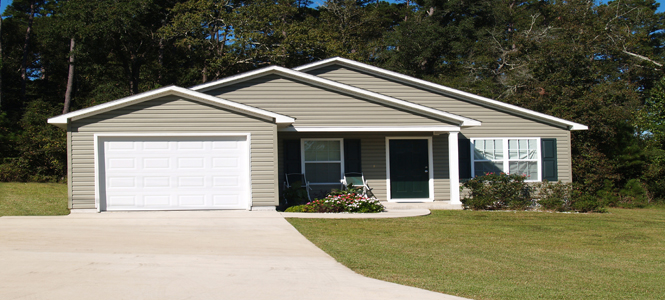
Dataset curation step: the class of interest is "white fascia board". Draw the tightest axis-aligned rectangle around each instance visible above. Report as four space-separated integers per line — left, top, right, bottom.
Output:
192 66 480 127
47 85 294 127
295 57 588 131
280 126 461 132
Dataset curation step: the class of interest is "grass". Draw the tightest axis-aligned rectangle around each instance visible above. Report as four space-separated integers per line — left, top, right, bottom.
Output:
0 182 69 216
287 209 665 300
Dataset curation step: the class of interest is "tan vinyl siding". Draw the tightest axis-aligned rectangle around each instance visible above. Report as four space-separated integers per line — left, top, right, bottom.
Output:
279 132 452 201
307 65 573 182
205 74 455 127
69 96 277 209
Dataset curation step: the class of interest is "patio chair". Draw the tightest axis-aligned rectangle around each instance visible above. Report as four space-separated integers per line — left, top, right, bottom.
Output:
283 173 312 204
341 172 375 198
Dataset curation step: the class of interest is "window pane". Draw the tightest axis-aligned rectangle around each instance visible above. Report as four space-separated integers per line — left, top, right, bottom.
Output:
509 161 538 180
474 161 503 175
475 139 502 160
474 141 486 160
305 163 341 183
495 141 503 159
304 140 341 162
528 139 538 159
508 139 538 160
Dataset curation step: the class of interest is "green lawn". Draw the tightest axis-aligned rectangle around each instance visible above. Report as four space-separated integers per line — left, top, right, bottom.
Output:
287 209 665 300
0 182 69 216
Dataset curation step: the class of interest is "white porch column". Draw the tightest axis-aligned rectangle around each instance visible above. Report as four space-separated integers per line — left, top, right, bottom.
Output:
448 131 461 204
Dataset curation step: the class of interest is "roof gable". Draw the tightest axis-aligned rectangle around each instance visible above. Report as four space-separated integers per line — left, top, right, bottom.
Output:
200 73 458 129
294 57 587 131
190 66 480 127
48 86 295 128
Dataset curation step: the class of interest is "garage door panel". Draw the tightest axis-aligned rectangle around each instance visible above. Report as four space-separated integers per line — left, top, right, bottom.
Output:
143 158 170 169
143 141 170 150
178 195 206 206
177 157 205 169
213 195 240 206
101 136 250 211
177 141 205 150
143 177 170 188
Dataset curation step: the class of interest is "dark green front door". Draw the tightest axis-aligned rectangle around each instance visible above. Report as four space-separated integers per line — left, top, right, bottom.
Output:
389 139 430 199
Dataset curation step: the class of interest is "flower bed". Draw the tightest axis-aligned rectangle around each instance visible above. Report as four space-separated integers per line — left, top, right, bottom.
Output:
285 192 385 213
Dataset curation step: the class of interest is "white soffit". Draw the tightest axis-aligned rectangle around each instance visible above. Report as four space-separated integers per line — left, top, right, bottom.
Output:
280 126 461 132
295 57 588 131
47 86 295 128
190 66 481 127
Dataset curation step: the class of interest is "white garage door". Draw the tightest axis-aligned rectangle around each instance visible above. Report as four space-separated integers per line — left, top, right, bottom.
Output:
100 136 250 211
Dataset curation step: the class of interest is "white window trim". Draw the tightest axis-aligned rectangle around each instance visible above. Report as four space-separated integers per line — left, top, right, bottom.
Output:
301 138 345 187
385 136 435 202
470 137 542 182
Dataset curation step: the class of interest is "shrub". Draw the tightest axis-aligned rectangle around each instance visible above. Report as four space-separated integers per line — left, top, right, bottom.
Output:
536 180 573 211
597 180 619 207
618 179 649 208
570 190 606 213
596 179 649 208
284 205 306 212
461 173 532 210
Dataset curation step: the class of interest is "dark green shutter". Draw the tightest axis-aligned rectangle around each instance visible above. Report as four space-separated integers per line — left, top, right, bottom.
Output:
283 140 301 174
541 138 558 181
459 138 471 179
344 139 362 173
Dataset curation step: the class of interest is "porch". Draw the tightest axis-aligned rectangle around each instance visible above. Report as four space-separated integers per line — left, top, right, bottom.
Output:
277 129 462 205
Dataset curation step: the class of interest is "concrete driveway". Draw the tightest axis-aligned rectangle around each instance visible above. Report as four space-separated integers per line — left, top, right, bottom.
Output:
0 211 468 300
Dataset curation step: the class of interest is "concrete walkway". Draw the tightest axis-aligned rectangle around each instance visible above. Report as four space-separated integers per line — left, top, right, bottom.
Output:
281 208 432 218
0 211 469 300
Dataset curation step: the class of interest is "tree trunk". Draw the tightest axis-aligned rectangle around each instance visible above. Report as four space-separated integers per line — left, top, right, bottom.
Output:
20 1 36 103
202 62 207 83
63 38 75 114
158 38 164 84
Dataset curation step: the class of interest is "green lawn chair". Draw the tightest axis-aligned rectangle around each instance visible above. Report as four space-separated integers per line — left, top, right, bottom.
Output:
341 172 375 199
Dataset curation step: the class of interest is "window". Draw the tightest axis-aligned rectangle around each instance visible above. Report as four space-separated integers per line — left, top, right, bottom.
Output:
471 138 541 181
302 139 344 193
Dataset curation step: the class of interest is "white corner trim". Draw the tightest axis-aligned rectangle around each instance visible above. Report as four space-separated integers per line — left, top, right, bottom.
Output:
448 132 461 205
190 66 480 127
47 86 294 127
295 57 588 131
279 126 461 132
385 136 435 202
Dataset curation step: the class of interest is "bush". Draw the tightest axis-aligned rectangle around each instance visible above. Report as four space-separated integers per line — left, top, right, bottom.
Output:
461 173 532 210
618 179 648 208
284 205 306 212
570 190 606 213
597 179 649 208
464 174 606 213
536 180 573 211
0 100 66 182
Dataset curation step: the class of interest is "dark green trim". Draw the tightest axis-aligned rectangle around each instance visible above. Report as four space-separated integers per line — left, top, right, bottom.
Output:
344 139 362 173
541 138 558 181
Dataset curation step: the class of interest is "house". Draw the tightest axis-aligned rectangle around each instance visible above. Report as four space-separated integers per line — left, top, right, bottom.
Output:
48 57 587 212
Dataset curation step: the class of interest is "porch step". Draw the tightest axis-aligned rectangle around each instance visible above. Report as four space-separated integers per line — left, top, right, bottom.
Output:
382 201 463 210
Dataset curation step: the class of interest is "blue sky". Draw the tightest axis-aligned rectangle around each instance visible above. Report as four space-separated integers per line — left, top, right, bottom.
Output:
0 0 662 15
1 1 10 14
